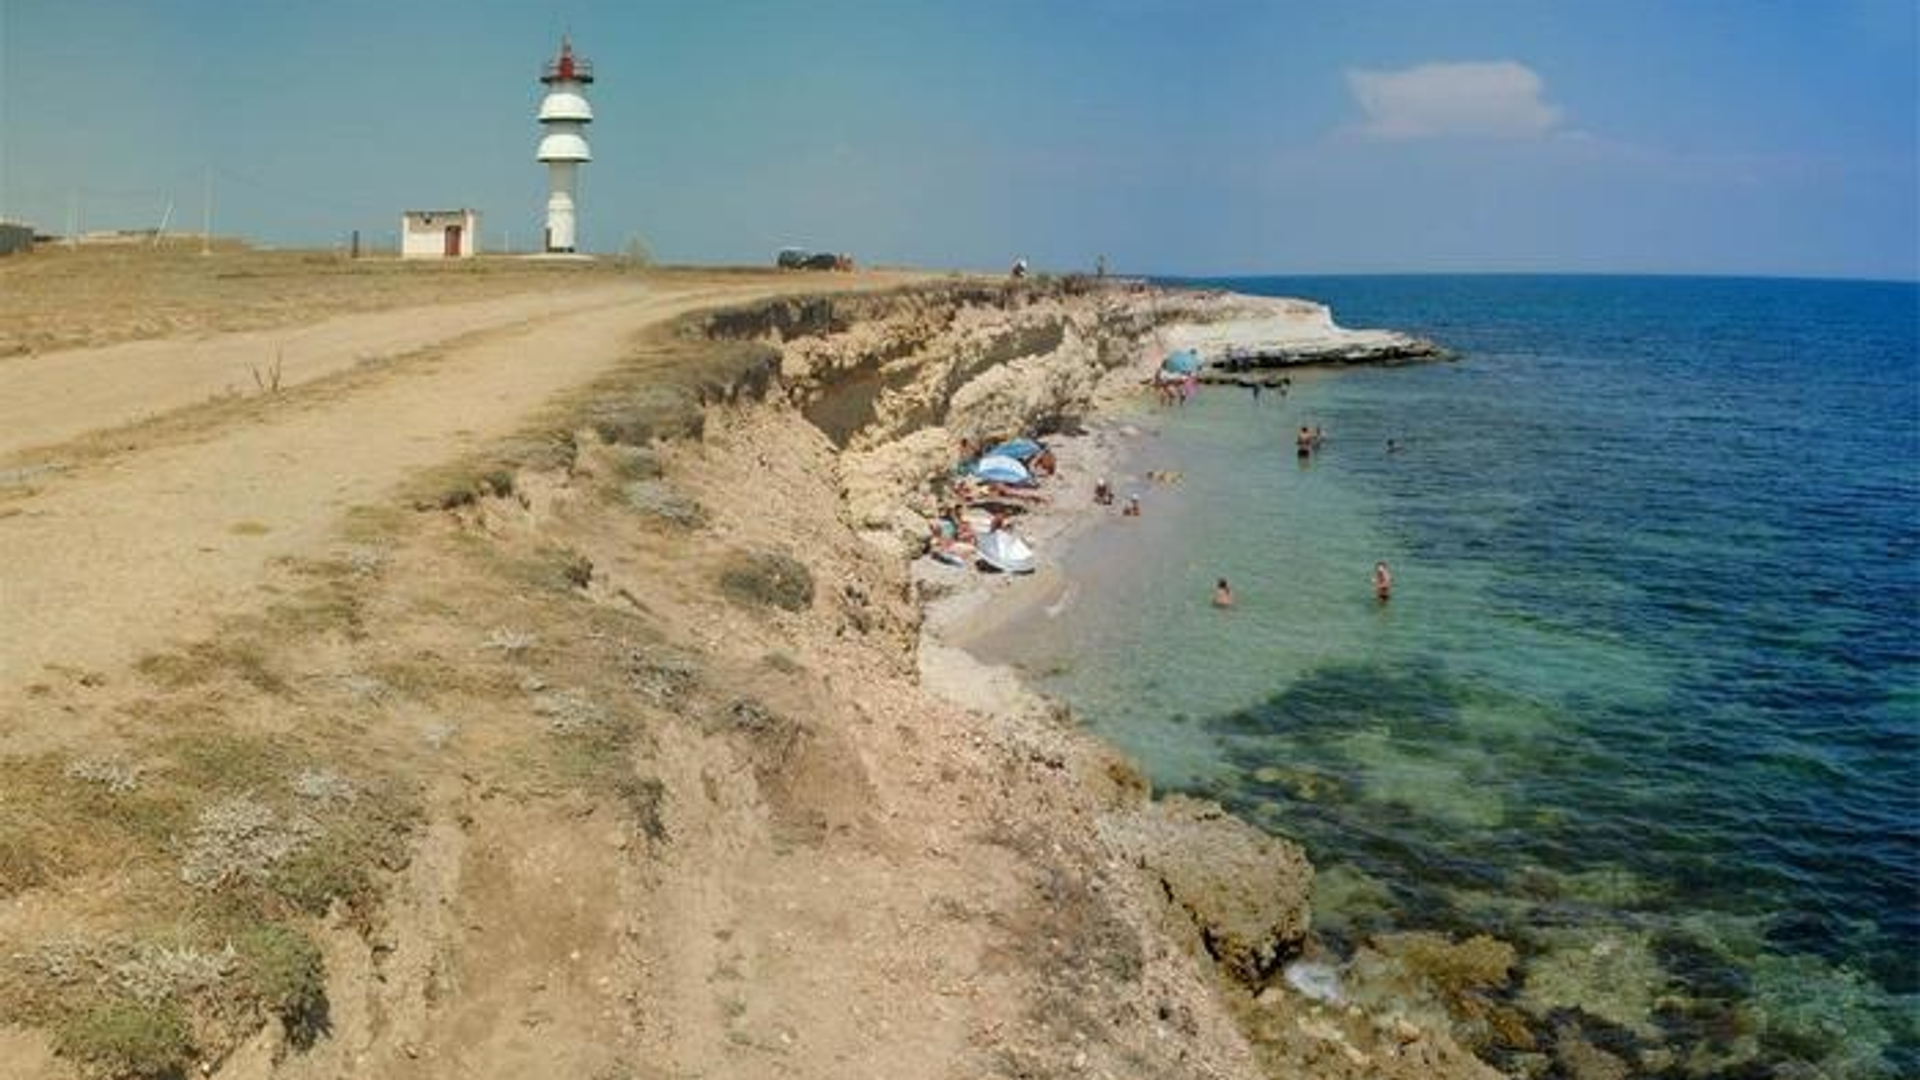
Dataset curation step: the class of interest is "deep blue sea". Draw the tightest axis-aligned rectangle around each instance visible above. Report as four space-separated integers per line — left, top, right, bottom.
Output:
988 276 1919 1075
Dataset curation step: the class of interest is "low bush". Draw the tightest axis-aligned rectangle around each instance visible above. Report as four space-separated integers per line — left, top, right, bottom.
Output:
717 550 814 612
54 997 194 1080
235 924 327 1048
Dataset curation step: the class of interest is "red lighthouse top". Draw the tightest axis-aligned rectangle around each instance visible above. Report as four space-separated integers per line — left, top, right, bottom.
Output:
541 37 594 84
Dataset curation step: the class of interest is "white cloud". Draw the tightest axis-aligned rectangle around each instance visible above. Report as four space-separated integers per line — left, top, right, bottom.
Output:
1346 61 1564 140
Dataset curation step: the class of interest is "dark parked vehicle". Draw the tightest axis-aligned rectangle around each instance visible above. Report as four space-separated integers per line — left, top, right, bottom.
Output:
776 247 853 271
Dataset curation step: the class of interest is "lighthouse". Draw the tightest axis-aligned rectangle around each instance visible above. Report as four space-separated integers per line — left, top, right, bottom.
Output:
536 38 593 253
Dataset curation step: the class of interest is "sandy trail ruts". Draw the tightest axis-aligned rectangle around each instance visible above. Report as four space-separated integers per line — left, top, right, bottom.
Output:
0 280 826 699
0 282 645 461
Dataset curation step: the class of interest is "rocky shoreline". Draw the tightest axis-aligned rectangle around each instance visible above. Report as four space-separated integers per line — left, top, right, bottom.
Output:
1160 292 1453 387
750 277 1508 1076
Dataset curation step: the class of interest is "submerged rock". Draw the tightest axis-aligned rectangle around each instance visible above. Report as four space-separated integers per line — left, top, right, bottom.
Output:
1108 795 1312 983
1283 960 1345 1004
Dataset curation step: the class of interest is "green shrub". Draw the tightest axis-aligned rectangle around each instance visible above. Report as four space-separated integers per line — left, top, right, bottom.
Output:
54 998 194 1079
235 924 327 1047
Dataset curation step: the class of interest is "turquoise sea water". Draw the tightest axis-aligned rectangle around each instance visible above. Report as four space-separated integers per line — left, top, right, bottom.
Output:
984 276 1919 1075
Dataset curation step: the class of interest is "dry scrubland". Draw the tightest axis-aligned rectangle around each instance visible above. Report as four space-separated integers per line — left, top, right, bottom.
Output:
0 255 1519 1080
0 243 780 358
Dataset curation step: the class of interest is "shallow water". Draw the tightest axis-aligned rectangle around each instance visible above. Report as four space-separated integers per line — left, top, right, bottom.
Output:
981 275 1920 1075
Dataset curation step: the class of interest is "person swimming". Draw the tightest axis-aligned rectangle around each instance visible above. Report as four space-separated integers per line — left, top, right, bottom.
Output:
1213 578 1234 608
1373 561 1393 602
1296 426 1314 457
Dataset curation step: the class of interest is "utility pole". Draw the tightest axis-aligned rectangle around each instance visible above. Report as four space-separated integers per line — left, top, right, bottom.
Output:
200 166 212 255
65 190 76 247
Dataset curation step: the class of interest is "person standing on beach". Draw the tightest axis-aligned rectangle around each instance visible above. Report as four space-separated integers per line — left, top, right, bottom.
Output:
1373 561 1393 602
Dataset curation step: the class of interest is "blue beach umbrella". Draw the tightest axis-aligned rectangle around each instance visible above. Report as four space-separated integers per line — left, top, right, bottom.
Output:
972 454 1033 485
985 437 1045 461
1162 349 1201 374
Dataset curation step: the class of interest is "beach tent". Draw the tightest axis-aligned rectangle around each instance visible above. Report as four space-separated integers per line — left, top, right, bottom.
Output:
971 454 1032 485
985 437 1045 461
976 530 1037 574
1162 349 1201 375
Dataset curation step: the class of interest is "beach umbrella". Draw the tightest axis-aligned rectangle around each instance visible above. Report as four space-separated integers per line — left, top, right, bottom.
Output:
1162 349 1201 374
985 437 1044 461
976 530 1036 574
972 454 1032 485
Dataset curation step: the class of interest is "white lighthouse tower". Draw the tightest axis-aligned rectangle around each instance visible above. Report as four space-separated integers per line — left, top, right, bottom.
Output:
536 37 593 253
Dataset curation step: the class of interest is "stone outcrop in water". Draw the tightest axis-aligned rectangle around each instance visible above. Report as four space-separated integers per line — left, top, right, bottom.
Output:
1105 794 1314 983
1163 293 1452 382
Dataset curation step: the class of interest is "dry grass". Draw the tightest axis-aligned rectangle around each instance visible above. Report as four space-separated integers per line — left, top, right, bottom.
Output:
0 244 642 357
718 549 816 612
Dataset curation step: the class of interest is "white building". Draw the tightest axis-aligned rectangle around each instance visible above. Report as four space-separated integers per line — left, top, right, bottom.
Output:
400 209 480 259
536 38 593 253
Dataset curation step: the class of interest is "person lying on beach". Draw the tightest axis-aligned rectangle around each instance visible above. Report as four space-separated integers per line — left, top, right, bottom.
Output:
1213 578 1234 609
982 482 1048 503
1123 494 1142 517
946 504 976 544
1373 561 1393 602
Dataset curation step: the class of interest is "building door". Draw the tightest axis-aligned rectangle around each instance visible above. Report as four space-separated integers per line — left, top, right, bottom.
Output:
444 225 463 257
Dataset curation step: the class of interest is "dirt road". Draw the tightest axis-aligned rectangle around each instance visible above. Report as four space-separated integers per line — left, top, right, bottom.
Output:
0 274 901 706
0 282 643 460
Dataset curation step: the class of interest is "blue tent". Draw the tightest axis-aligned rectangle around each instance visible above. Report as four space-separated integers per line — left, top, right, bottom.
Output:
985 437 1044 461
1162 349 1201 374
972 454 1033 485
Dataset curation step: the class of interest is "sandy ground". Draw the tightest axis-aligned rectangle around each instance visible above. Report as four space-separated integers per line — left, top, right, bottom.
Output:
0 282 642 460
0 265 918 725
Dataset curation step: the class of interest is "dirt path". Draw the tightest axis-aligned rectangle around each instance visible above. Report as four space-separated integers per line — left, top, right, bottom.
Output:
0 283 646 462
0 276 897 706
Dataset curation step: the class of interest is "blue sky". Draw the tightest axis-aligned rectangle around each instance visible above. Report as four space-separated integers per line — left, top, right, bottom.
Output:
1 0 1914 278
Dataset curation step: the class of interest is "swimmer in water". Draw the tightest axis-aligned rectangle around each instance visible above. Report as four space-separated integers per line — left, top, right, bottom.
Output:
1213 578 1234 609
1373 561 1393 602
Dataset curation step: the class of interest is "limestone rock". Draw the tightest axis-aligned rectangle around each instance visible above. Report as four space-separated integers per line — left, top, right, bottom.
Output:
1109 795 1312 983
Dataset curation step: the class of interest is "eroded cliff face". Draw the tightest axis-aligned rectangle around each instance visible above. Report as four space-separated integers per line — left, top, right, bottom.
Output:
699 280 1505 1080
697 280 1209 558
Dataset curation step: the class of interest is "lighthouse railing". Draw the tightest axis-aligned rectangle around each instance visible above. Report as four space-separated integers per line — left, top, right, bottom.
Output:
540 57 594 81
